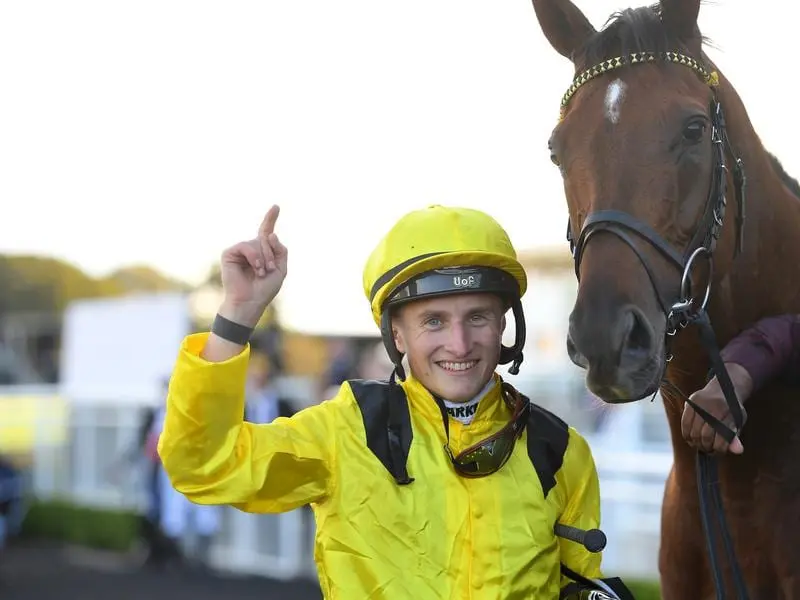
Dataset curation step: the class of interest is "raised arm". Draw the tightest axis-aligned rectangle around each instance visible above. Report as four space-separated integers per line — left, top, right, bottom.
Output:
158 332 337 513
158 204 337 513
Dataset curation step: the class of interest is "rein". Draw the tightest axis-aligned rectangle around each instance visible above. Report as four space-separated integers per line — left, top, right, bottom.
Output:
558 50 749 600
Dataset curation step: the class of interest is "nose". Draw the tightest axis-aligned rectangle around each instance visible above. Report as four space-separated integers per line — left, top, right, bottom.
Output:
567 304 657 393
446 323 471 357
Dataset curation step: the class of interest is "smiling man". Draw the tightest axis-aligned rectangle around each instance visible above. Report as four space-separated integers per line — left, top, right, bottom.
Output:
157 204 634 599
392 292 505 410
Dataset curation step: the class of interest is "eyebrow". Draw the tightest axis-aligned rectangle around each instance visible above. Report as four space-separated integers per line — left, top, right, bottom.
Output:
417 305 496 321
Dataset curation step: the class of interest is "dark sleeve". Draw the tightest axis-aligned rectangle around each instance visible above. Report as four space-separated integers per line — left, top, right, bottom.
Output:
720 314 800 392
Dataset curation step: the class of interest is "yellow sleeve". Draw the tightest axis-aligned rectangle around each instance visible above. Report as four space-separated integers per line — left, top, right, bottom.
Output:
557 427 604 587
157 332 339 513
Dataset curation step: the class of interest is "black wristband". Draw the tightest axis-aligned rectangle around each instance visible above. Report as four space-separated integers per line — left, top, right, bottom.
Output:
211 314 254 345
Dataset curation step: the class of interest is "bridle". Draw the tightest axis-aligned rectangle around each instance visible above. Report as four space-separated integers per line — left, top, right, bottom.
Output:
557 50 749 600
562 51 746 346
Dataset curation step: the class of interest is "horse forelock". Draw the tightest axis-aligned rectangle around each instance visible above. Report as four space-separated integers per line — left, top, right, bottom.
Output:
577 4 712 69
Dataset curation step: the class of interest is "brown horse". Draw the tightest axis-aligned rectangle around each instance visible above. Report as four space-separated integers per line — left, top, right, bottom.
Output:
529 0 800 598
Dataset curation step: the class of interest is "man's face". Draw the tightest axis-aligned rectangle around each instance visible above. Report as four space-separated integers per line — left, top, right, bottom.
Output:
392 292 506 403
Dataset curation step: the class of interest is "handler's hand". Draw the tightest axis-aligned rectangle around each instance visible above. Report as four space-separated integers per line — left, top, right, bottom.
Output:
217 204 288 328
681 362 753 455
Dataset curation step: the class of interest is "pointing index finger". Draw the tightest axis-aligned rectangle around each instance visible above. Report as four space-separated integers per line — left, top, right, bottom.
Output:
259 204 280 238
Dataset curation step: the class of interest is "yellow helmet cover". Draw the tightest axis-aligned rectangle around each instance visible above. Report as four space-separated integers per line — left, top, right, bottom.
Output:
363 205 528 326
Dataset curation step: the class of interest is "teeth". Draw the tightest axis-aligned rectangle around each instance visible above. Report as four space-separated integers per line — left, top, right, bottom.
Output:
439 361 477 371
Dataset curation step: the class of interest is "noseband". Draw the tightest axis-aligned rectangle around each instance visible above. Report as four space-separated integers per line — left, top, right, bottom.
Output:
557 50 749 600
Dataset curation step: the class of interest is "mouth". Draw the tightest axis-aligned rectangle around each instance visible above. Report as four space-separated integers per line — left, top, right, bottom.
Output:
589 357 665 404
436 360 479 374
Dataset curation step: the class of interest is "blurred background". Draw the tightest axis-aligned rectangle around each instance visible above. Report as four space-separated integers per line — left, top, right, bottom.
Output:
1 1 795 599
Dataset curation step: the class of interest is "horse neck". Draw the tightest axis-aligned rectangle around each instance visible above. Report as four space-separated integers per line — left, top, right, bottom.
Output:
662 68 800 462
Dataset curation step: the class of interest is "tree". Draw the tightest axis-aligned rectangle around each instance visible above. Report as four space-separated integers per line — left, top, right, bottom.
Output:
0 254 192 317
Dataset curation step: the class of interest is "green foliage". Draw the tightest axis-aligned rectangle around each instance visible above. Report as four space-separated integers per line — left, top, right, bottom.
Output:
0 254 191 317
19 497 139 551
0 255 123 315
627 579 662 599
101 265 192 294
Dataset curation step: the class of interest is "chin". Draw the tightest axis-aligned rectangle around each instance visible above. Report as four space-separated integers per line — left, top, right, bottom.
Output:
425 373 492 403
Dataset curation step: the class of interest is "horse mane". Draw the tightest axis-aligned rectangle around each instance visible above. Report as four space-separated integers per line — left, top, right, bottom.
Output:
768 153 800 199
580 3 713 64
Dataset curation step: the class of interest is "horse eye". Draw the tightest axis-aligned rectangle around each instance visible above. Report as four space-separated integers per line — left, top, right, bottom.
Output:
683 121 706 143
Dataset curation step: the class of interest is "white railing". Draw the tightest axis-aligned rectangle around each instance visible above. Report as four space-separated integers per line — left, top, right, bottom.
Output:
1 387 672 581
592 449 672 578
10 395 317 581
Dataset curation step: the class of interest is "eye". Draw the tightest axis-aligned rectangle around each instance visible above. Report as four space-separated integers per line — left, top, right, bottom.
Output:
424 317 442 329
682 120 706 144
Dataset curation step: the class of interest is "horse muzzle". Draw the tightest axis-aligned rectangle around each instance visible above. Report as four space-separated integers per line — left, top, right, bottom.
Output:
567 302 665 403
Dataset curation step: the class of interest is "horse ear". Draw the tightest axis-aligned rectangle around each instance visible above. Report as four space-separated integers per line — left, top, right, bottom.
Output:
531 0 596 61
659 0 701 39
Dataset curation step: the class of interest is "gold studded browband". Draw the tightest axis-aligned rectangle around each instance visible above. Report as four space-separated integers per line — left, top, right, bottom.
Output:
559 50 720 121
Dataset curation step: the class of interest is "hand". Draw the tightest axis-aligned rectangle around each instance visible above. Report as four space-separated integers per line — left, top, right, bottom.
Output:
217 205 288 327
681 362 753 455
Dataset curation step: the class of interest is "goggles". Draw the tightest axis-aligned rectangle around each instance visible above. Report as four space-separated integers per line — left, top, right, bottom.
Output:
435 382 529 478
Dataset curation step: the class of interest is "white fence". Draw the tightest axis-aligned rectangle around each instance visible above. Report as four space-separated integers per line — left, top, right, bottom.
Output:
0 385 673 582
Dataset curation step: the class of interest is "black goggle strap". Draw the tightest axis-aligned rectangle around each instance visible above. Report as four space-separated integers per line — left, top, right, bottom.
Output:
433 394 454 458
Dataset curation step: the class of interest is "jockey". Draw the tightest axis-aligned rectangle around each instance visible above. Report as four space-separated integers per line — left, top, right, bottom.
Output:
684 314 800 455
157 204 635 599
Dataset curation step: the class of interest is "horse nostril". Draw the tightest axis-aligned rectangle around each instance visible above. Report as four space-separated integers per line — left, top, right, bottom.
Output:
620 305 654 361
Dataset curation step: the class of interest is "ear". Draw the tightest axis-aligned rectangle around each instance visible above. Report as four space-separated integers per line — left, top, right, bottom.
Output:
531 0 596 60
392 321 407 354
659 0 701 39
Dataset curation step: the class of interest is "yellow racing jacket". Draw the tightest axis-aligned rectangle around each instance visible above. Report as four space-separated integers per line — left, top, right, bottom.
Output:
158 333 605 599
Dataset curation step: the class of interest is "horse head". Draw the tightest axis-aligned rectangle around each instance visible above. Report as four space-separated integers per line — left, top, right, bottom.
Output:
531 0 746 403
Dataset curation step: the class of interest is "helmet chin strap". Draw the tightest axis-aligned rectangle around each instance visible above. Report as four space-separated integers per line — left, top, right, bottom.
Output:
500 298 526 376
379 296 526 382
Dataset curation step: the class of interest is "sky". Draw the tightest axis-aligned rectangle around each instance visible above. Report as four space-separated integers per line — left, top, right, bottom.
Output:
1 1 796 335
